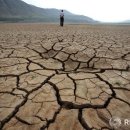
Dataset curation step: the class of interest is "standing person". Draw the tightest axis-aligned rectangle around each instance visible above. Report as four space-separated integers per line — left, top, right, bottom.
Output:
60 10 64 27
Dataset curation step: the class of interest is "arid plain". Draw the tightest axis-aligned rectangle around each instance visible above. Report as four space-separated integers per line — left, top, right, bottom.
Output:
0 23 130 130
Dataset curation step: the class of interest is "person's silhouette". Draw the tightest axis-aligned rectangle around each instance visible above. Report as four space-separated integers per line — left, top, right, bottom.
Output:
60 10 64 27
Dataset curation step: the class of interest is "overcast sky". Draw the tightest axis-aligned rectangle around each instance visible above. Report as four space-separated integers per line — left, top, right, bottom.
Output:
22 0 130 22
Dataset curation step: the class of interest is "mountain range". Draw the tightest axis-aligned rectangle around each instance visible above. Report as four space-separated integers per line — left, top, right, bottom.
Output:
123 20 130 23
0 0 97 23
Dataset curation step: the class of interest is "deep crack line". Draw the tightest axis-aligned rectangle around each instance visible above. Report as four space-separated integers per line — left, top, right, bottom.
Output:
47 81 62 106
78 109 92 130
15 116 33 125
47 81 113 109
0 74 55 129
40 107 62 130
67 74 77 101
95 74 116 97
0 96 28 129
115 97 130 106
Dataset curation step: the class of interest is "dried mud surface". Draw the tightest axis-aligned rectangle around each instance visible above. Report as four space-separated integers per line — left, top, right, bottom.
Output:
0 23 130 130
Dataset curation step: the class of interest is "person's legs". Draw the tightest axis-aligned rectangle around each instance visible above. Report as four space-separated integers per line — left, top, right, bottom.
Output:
61 17 64 26
62 18 64 26
60 18 62 26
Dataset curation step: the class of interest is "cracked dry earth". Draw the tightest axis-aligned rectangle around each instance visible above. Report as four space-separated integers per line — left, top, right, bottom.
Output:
0 23 130 130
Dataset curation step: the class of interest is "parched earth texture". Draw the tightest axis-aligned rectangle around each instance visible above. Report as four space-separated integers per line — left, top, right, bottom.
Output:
0 23 130 130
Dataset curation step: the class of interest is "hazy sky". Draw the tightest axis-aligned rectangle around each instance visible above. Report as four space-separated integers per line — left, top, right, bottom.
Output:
22 0 130 22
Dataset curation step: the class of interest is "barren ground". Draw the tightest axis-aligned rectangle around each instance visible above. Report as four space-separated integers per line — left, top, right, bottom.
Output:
0 23 130 130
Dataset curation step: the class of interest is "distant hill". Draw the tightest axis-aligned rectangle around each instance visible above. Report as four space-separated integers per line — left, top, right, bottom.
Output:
0 0 97 23
122 20 130 23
